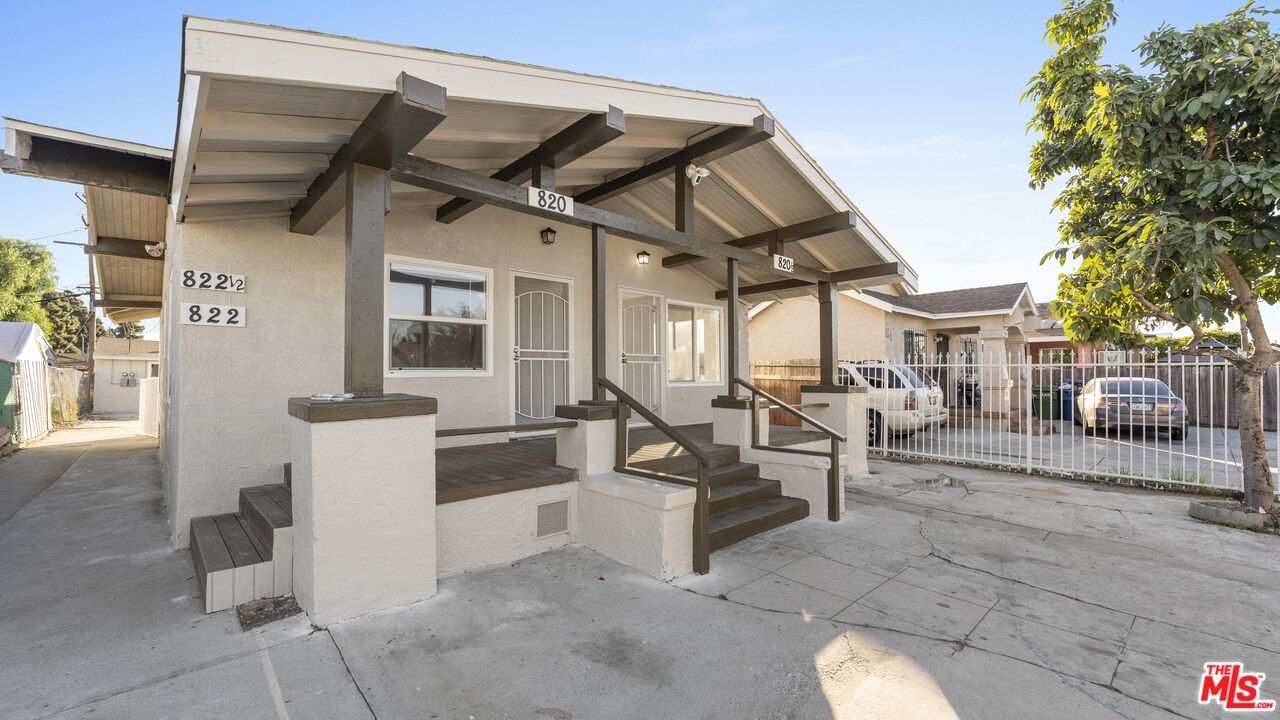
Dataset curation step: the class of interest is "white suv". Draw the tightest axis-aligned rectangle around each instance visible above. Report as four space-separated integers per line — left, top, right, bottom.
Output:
837 360 948 445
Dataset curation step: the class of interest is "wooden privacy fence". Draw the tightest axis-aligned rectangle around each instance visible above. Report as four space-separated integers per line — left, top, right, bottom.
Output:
750 361 820 427
1032 359 1279 431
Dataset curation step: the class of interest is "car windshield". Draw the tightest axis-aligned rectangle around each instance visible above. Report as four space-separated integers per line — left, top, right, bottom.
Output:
1101 379 1171 396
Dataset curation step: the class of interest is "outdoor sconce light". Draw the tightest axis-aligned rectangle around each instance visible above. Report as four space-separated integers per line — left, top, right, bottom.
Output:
540 227 556 245
637 251 651 265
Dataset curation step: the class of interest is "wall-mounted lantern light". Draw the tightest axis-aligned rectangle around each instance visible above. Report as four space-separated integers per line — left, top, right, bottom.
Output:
540 227 557 245
636 250 651 266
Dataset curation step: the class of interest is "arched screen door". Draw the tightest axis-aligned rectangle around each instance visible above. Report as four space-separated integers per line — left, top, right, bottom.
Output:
620 289 663 415
513 274 571 429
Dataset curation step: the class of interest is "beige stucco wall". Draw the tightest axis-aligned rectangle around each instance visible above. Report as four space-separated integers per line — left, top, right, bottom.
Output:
748 294 887 363
92 358 154 415
162 204 729 547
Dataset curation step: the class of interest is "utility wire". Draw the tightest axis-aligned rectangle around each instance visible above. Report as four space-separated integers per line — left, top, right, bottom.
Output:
18 228 85 242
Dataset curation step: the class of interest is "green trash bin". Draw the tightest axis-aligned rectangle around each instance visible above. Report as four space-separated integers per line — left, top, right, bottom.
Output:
1031 385 1060 419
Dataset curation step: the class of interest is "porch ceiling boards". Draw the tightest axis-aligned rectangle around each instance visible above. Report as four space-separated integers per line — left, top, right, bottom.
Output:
173 17 919 297
85 187 166 323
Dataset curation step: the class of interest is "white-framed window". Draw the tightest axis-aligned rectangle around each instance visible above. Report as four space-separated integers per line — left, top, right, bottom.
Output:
666 301 722 385
385 256 492 376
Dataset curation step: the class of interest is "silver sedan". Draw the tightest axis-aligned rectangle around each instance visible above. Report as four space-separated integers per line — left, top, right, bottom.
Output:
1074 377 1188 441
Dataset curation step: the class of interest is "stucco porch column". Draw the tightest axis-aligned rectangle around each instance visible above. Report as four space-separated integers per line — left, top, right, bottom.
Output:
977 328 1012 416
287 395 439 628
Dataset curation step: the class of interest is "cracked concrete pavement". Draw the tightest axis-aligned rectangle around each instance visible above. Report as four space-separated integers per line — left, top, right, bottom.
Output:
3 423 1277 719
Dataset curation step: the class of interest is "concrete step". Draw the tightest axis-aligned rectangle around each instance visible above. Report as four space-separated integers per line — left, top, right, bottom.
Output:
708 496 809 552
709 477 781 515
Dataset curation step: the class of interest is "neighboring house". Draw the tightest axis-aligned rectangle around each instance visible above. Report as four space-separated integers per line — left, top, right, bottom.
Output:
2 19 918 624
751 282 1040 413
0 322 53 445
92 337 160 416
1026 302 1104 363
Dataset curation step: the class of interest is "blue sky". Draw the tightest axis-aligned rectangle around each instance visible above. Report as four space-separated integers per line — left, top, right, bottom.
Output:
2 0 1270 336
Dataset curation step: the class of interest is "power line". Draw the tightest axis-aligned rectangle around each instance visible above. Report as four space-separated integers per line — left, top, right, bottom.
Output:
19 228 85 242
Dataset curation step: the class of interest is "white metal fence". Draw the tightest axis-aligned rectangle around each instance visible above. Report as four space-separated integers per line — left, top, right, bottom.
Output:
838 352 1280 494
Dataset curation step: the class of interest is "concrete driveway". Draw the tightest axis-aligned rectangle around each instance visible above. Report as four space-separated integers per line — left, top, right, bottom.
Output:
2 423 1277 719
884 419 1280 490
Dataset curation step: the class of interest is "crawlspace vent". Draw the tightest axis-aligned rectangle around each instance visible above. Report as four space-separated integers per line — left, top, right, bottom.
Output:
535 498 570 538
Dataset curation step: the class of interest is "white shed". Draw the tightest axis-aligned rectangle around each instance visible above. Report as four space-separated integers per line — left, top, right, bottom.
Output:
0 322 52 445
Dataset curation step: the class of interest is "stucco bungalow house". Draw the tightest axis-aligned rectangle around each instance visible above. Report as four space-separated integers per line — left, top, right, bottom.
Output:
2 18 920 625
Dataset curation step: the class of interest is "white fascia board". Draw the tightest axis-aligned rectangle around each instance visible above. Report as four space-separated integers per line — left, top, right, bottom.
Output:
1026 336 1070 344
2 118 172 160
182 18 761 125
747 300 775 319
767 119 919 291
171 75 209 221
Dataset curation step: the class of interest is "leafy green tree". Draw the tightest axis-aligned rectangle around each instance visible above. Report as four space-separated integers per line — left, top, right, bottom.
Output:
105 321 145 340
41 290 92 353
0 237 57 335
1028 1 1280 513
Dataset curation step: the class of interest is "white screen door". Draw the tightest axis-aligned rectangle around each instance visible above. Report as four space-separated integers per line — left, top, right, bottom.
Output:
513 274 571 428
619 289 663 415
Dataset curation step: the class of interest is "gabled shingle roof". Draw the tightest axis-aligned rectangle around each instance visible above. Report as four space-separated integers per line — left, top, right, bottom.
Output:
864 282 1030 316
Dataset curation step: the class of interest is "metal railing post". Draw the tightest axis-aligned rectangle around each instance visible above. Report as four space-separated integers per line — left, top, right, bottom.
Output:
694 462 710 574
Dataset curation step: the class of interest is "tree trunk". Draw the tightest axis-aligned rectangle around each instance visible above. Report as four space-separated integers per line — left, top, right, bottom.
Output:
1235 367 1275 513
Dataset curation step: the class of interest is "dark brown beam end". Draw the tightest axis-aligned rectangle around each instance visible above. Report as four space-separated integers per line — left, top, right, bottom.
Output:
95 298 161 309
575 114 775 205
664 211 856 268
290 73 447 235
85 236 163 261
436 106 626 224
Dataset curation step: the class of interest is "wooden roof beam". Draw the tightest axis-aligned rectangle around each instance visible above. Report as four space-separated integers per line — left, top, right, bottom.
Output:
715 261 905 299
663 211 856 268
290 72 447 235
436 106 626 224
1 136 170 196
95 296 162 309
573 114 775 205
84 236 163 261
391 155 831 283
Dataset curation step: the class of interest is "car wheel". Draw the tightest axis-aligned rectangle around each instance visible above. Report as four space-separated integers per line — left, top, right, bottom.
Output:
1083 414 1095 436
867 411 884 448
1171 427 1185 441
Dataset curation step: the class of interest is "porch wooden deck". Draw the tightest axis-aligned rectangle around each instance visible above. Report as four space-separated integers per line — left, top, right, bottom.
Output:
435 422 827 503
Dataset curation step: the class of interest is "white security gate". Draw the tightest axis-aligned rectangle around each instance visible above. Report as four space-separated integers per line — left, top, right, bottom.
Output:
840 352 1280 494
513 275 571 427
620 290 662 415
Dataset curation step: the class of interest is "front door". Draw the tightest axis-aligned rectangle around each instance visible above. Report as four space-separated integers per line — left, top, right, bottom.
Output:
619 289 663 416
512 273 572 429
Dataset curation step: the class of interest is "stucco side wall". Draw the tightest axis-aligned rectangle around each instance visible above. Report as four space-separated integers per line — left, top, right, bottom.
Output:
436 482 579 578
748 295 886 364
92 358 151 415
164 217 344 548
163 204 726 547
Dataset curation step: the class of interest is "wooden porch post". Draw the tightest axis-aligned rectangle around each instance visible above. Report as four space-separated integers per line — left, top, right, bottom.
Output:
818 280 838 386
345 163 388 397
725 257 740 395
591 223 606 400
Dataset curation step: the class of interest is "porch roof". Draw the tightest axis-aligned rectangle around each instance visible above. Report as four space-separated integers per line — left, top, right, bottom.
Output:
171 17 918 296
0 120 168 323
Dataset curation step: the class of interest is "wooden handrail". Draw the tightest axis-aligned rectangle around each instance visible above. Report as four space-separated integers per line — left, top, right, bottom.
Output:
597 376 710 574
734 376 845 522
734 377 846 442
597 377 711 464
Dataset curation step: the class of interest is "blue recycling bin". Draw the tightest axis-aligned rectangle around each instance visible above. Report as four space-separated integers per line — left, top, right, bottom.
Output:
1059 382 1081 421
